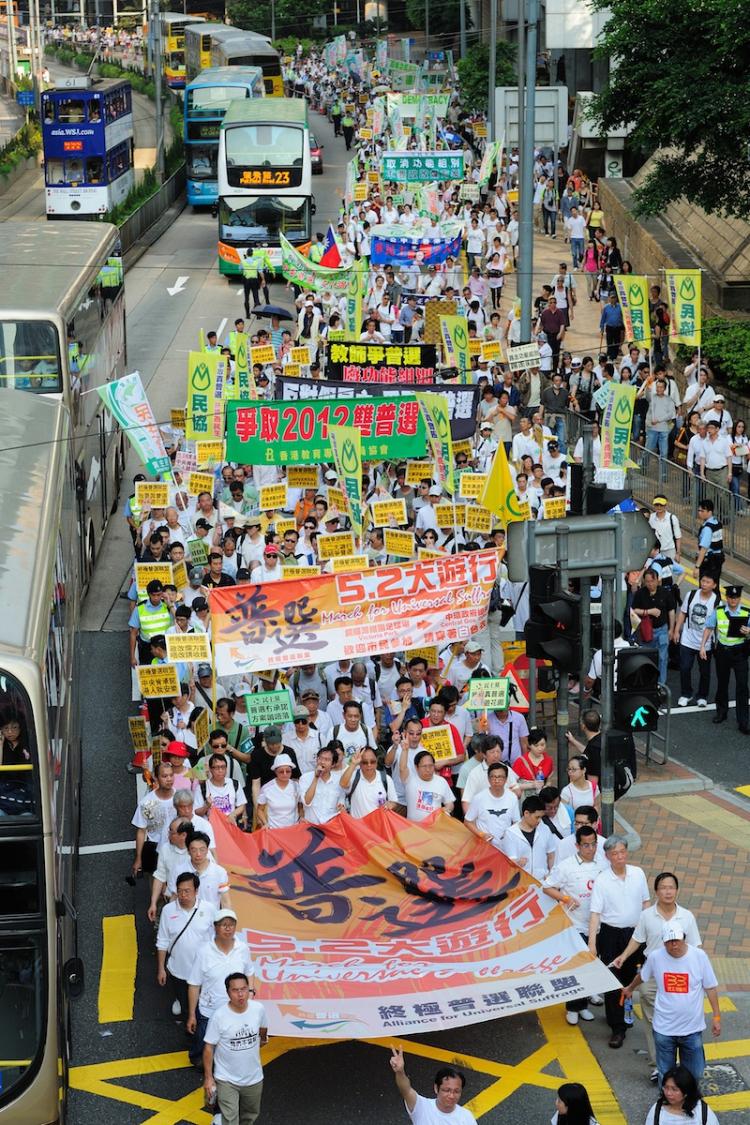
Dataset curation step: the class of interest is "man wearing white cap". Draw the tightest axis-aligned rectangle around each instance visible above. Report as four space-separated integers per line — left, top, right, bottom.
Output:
450 641 490 694
186 908 255 1067
415 485 442 533
623 923 720 1085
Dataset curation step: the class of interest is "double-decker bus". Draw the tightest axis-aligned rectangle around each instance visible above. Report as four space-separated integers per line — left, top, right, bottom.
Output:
217 97 313 275
185 20 227 82
184 66 264 206
42 78 134 219
210 28 283 96
0 390 83 1125
160 12 205 89
0 222 126 582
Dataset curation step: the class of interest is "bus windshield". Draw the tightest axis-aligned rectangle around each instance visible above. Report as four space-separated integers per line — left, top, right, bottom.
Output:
225 123 303 167
219 195 310 240
187 86 250 115
0 321 62 393
187 144 218 179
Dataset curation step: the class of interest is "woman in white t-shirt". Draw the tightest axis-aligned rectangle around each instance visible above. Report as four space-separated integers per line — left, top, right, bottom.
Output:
560 755 600 813
255 754 302 828
550 1081 599 1125
644 1067 719 1125
195 754 247 827
401 750 454 822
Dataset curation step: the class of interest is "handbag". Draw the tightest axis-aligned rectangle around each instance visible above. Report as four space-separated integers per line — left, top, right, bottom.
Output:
638 613 654 643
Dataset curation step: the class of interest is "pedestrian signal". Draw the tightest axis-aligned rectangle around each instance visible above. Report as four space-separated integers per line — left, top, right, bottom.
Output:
614 649 660 732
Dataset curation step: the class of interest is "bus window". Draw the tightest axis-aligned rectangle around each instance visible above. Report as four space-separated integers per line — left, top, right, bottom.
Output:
0 320 61 392
226 123 303 167
42 94 54 123
168 51 183 70
187 144 217 179
0 708 35 820
86 157 103 183
58 97 85 123
66 158 83 183
45 159 65 185
0 933 45 1098
108 142 129 179
219 195 310 239
0 839 41 912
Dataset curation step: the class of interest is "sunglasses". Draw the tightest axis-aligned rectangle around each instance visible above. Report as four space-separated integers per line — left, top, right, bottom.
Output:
294 717 309 724
264 553 276 558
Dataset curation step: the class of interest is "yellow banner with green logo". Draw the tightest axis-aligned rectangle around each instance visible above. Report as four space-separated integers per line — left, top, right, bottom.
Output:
345 264 368 337
600 382 636 470
186 351 225 440
328 425 363 546
481 440 529 524
230 331 257 401
613 276 651 349
440 315 470 382
418 393 454 496
665 269 701 346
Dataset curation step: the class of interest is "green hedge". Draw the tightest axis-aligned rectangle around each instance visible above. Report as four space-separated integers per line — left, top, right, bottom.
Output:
0 121 41 178
697 317 750 392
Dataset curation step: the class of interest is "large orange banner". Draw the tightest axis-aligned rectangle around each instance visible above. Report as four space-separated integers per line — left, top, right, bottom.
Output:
209 548 501 676
212 809 617 1038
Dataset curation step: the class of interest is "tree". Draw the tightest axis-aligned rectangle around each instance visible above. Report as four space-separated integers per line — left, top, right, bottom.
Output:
227 0 327 39
456 40 516 114
405 0 468 37
588 0 750 219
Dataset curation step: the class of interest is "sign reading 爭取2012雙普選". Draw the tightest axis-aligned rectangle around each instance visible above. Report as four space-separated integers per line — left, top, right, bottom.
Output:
224 397 427 463
209 809 620 1039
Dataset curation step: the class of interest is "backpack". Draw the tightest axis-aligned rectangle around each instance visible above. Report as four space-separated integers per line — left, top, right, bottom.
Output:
348 766 389 804
654 1099 707 1125
332 722 374 748
200 778 239 804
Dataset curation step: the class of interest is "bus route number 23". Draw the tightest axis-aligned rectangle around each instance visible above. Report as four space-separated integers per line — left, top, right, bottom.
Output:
240 169 291 187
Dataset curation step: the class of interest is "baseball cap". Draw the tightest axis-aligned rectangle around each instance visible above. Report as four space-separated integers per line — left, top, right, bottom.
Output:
271 752 295 771
214 908 238 924
293 705 310 719
714 394 725 401
652 496 668 506
264 544 280 556
264 725 283 744
165 740 189 758
464 640 483 654
662 924 685 942
197 663 212 677
429 485 443 496
301 688 320 699
189 567 204 586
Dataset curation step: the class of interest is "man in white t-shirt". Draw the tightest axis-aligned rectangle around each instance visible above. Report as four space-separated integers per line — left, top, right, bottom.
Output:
461 739 520 812
340 747 397 817
401 749 454 822
385 720 424 808
203 971 267 1125
390 1047 476 1125
465 762 520 847
624 924 720 1084
300 746 346 824
501 795 556 879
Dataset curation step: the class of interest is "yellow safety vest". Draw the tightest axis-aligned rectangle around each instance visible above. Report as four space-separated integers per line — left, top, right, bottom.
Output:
136 600 172 640
716 607 745 648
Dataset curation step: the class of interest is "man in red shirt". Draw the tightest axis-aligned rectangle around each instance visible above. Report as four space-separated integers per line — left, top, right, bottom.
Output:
539 296 567 372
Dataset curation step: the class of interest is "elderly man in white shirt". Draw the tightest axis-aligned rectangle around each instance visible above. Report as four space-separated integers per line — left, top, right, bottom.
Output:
588 834 650 1048
699 418 732 491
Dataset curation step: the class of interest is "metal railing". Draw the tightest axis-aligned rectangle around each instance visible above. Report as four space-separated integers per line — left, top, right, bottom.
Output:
563 410 750 565
118 165 185 254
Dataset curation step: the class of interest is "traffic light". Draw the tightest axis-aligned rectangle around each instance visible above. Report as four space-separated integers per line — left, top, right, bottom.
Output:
524 565 582 672
614 649 660 732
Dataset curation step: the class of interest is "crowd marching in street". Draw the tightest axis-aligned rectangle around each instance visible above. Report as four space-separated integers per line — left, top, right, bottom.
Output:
113 35 740 1125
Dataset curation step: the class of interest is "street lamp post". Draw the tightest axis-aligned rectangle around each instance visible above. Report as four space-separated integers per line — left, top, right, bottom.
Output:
518 0 538 343
487 0 496 140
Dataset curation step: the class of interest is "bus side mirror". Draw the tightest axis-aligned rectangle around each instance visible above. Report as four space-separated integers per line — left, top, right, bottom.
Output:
64 957 85 999
311 198 317 216
210 205 218 219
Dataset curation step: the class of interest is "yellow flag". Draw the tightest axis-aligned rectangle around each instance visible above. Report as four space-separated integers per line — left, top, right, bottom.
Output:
481 441 529 524
665 269 701 346
613 276 651 348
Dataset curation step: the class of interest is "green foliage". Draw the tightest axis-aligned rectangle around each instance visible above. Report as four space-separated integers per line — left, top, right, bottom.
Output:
273 36 316 55
107 166 158 226
228 0 328 39
0 121 41 178
406 0 470 35
588 0 750 219
695 317 750 392
456 40 515 114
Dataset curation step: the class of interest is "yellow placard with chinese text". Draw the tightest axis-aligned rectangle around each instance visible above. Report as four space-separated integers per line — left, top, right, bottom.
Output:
419 726 454 761
128 715 149 752
137 664 181 699
405 461 433 485
330 554 370 572
542 496 568 520
195 440 225 466
370 498 408 526
275 517 297 535
405 645 439 667
172 561 189 589
291 346 311 365
187 472 215 496
287 466 319 488
465 504 493 533
135 482 169 508
259 484 288 510
458 473 489 500
165 633 211 663
250 345 276 366
284 364 301 377
134 562 174 590
318 531 356 559
194 707 210 751
170 408 186 430
282 564 320 578
384 529 415 558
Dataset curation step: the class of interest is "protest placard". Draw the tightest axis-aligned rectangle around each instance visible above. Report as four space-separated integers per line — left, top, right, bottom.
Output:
244 690 294 726
166 633 211 664
137 664 180 699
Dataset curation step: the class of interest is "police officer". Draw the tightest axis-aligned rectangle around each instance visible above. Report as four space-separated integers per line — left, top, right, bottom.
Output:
713 584 750 733
331 96 343 136
341 108 355 151
129 580 173 667
241 249 271 317
695 497 724 584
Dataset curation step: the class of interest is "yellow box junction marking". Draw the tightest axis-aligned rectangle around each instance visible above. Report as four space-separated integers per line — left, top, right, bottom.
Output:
98 915 137 1023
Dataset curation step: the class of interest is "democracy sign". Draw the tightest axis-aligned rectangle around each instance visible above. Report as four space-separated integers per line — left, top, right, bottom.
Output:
276 375 481 441
244 690 294 726
225 397 426 463
209 548 501 676
211 809 618 1038
370 231 463 267
327 341 437 385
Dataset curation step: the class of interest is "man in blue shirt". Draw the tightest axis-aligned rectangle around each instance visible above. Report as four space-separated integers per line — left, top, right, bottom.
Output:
599 292 624 359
